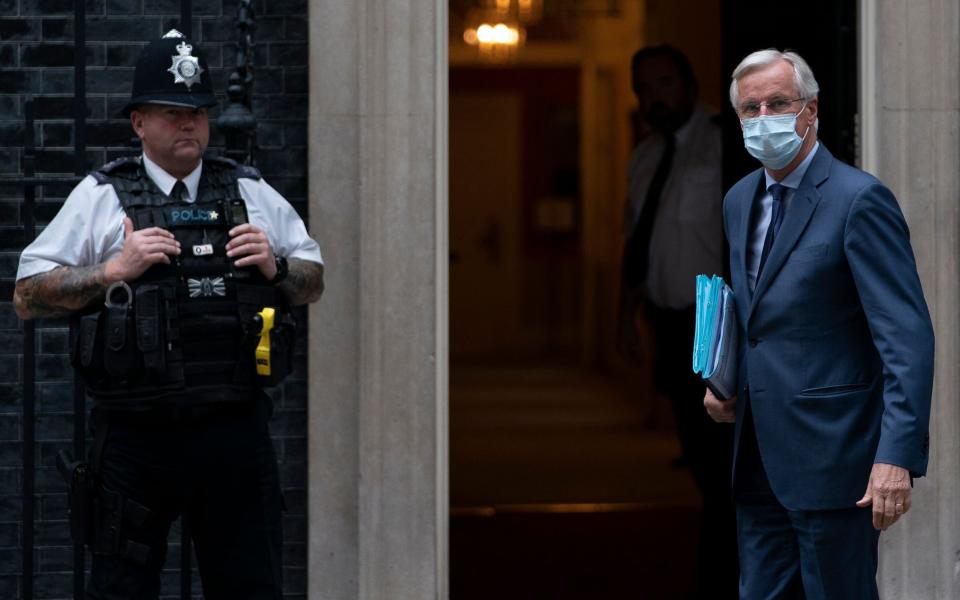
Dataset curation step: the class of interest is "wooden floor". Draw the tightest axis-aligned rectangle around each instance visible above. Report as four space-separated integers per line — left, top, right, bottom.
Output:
450 365 705 600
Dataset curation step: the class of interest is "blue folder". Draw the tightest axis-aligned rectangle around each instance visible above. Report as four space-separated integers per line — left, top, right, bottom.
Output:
692 274 738 400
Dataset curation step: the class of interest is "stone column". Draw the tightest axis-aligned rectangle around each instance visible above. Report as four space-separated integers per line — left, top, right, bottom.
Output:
306 0 448 598
861 1 960 597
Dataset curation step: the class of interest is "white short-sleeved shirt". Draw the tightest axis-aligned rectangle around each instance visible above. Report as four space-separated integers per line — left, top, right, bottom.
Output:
16 154 323 281
624 106 724 310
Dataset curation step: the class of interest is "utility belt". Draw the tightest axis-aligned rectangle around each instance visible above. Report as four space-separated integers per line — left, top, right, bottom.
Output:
94 399 263 427
71 276 296 406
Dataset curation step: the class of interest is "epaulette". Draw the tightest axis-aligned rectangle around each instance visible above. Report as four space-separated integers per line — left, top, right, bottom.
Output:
205 155 262 180
90 155 141 184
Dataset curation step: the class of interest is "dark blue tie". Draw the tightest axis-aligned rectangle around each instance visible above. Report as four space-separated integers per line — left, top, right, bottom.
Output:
756 183 786 280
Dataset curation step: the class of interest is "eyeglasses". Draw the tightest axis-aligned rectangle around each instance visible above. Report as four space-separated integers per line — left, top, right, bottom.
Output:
737 97 805 118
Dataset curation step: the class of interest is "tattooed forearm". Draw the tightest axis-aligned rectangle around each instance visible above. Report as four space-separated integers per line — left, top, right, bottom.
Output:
13 264 109 320
277 258 324 306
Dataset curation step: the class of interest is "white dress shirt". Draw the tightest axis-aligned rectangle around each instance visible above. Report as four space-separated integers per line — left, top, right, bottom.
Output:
16 154 323 281
624 106 723 310
746 142 820 290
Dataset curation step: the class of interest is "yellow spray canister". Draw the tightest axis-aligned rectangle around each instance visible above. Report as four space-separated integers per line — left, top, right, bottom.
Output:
255 307 275 376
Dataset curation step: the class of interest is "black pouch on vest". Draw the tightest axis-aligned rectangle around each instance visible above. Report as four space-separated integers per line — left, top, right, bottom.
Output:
71 305 139 391
72 312 113 388
104 304 136 378
72 313 99 372
135 284 166 376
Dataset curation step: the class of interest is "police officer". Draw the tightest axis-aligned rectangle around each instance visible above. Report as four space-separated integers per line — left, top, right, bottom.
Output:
13 30 324 599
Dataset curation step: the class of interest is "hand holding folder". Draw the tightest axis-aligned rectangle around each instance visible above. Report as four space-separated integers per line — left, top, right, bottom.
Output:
692 274 738 400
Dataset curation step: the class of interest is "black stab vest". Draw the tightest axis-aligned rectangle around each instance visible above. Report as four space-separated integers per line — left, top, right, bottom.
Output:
72 156 294 407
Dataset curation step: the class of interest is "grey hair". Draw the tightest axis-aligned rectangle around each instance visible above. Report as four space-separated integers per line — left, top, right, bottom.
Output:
729 49 820 109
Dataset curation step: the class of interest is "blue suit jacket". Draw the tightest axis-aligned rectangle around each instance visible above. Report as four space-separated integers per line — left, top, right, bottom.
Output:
724 144 934 511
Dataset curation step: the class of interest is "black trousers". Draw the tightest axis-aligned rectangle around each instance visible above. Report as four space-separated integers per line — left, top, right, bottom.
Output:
648 304 739 599
86 397 284 600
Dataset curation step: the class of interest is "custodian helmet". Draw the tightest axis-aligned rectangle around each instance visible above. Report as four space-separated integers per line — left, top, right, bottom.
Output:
122 29 217 116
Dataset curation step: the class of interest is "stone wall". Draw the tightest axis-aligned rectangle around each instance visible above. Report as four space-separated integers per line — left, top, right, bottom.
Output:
0 0 311 598
864 1 960 598
307 0 448 598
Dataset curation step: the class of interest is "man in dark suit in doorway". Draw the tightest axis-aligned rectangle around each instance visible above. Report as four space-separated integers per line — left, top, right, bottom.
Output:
618 45 738 599
705 48 934 598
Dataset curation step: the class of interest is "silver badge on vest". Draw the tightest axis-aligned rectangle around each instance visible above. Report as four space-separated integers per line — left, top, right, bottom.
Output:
187 277 226 298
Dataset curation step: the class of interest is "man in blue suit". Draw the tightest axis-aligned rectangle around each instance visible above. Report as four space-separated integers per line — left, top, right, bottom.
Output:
703 49 934 599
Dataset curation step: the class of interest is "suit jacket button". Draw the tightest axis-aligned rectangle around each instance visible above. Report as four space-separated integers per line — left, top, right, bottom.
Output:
749 338 759 347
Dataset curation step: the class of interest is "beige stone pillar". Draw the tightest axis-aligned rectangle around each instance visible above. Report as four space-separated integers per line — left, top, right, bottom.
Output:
861 1 960 597
306 0 448 598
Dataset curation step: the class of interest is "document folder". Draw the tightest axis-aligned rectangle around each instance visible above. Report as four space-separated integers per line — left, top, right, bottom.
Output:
692 274 738 400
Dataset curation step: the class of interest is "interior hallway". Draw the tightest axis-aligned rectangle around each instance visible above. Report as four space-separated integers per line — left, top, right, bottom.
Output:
450 365 704 599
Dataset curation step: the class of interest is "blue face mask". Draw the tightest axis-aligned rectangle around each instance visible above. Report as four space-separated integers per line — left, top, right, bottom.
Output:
741 104 811 170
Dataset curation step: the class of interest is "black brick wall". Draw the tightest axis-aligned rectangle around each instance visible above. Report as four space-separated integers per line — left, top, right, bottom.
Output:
0 0 310 598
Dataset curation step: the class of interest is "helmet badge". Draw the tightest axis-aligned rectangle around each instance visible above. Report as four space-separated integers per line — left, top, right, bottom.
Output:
168 41 204 90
